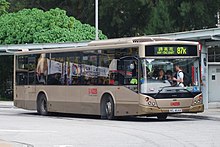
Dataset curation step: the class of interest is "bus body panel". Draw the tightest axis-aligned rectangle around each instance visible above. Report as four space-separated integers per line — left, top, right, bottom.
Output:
14 85 204 116
13 37 204 118
156 98 193 108
14 85 140 116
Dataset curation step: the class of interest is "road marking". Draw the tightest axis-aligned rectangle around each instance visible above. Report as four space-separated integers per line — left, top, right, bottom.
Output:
0 129 57 133
54 145 73 147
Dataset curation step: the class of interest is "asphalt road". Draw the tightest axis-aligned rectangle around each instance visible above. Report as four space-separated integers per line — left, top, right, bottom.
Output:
0 102 220 147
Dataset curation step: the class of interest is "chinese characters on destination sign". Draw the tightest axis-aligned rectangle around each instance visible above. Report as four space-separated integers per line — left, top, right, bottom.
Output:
155 47 187 55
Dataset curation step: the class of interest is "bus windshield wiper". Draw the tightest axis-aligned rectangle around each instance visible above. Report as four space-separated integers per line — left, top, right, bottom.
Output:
154 86 194 98
154 86 173 98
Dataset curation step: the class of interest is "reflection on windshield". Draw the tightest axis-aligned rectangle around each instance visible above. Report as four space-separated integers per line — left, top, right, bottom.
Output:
140 58 201 94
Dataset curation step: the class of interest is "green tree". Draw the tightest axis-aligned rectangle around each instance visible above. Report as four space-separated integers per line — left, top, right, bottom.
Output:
6 0 220 37
7 0 151 38
99 0 150 38
0 8 107 44
146 0 174 34
174 0 220 31
0 0 10 15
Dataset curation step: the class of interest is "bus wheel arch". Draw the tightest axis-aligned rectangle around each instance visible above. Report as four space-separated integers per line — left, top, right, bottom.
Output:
37 92 48 116
100 93 115 120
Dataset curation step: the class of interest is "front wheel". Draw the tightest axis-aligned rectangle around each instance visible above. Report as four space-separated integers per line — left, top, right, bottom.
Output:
37 94 48 116
157 114 168 121
101 95 115 120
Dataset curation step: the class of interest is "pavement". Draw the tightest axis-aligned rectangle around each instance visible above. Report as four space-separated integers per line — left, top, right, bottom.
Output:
0 101 220 146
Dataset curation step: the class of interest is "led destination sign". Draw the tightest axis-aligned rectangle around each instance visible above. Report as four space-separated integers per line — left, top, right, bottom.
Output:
145 45 198 56
155 46 187 55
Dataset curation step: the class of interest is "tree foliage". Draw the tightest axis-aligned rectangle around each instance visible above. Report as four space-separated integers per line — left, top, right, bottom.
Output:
0 0 9 15
146 0 174 34
6 0 220 37
0 8 107 44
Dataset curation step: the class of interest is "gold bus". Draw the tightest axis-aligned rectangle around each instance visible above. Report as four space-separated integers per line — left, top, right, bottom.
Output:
14 37 204 120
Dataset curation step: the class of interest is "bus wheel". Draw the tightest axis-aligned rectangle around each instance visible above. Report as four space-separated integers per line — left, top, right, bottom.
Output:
37 94 48 116
157 114 168 120
101 95 114 120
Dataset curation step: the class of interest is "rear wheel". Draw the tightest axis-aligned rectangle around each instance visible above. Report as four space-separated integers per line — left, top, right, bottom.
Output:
101 95 114 120
37 94 48 116
157 114 168 121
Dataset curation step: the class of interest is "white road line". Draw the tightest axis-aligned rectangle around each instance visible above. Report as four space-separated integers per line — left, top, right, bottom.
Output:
54 145 73 147
0 129 57 133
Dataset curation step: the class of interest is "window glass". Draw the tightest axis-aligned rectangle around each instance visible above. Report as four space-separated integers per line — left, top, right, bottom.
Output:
36 53 49 84
208 47 220 62
81 51 98 85
16 55 37 85
16 47 139 87
16 56 28 85
47 52 81 85
140 58 201 94
98 51 111 85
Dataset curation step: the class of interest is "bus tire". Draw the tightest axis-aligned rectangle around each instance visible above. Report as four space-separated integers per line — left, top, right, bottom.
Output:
100 94 115 120
37 93 48 116
157 114 168 121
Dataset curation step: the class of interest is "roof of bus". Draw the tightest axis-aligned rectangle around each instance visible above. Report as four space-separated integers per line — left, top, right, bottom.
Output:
88 36 173 46
1 36 199 55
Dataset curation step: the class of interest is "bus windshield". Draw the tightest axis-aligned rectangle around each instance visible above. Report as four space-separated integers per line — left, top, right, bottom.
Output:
140 58 201 94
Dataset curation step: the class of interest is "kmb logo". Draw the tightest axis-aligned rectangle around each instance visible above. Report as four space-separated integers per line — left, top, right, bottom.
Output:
170 101 180 106
88 88 98 95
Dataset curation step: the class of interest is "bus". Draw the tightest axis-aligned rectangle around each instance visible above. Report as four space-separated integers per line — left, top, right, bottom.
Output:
14 37 204 120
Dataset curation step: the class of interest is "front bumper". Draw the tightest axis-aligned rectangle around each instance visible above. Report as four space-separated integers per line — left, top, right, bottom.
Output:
138 104 204 115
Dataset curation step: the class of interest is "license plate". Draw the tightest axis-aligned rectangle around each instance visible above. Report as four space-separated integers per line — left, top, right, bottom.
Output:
169 109 182 113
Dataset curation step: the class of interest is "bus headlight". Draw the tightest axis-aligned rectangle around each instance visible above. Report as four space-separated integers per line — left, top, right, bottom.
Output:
193 94 203 105
140 94 157 107
145 97 157 107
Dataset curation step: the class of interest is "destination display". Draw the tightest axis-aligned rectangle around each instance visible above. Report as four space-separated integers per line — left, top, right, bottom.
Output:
145 45 198 56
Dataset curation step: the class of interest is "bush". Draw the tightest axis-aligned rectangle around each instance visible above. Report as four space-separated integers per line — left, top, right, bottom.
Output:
0 8 107 44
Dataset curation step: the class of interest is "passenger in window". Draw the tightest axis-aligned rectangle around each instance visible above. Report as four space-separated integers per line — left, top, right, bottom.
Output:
109 78 115 85
165 70 174 85
173 65 184 87
152 67 159 79
72 77 79 85
130 76 138 84
130 61 138 84
156 69 165 80
98 78 103 85
131 61 137 77
109 73 116 85
91 78 96 85
47 73 61 85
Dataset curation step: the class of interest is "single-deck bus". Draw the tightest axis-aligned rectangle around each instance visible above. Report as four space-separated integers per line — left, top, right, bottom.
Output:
14 37 204 120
